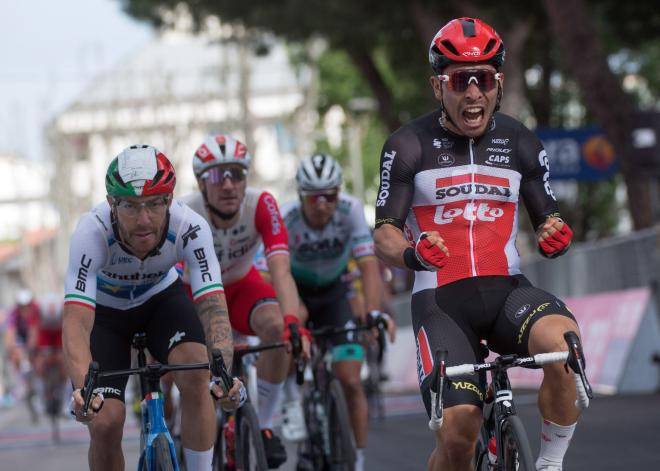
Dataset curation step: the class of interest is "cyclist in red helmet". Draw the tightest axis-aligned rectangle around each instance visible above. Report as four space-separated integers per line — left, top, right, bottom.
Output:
374 17 580 471
63 145 243 471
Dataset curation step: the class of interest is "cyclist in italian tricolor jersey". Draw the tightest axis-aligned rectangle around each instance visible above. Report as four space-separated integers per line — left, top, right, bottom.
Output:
281 154 396 471
373 18 582 471
63 145 240 471
183 134 307 468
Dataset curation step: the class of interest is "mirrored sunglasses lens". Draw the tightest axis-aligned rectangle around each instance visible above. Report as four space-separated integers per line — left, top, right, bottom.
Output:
207 167 245 184
305 193 338 204
451 70 496 92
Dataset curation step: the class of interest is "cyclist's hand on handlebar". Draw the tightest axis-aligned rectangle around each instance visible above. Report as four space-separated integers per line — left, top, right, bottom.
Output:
282 314 311 361
415 232 449 271
211 377 247 411
69 388 104 424
537 216 573 258
368 310 396 343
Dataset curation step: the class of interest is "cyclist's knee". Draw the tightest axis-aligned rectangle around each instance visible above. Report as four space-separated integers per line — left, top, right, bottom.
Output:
253 306 284 341
437 405 481 463
89 404 125 445
175 368 208 399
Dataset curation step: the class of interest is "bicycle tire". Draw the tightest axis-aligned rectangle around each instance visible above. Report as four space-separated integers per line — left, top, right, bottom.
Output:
151 434 176 471
326 379 356 470
500 415 535 471
236 403 268 471
297 390 325 471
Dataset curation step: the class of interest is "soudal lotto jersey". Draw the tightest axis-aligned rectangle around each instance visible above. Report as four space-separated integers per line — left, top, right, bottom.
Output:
375 111 559 292
64 199 224 310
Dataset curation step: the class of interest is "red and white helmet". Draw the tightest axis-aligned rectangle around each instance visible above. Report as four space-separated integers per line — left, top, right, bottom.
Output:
429 17 505 74
192 134 252 178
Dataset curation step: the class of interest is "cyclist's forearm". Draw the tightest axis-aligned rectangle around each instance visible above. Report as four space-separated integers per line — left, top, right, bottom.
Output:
358 257 383 313
62 305 94 388
268 254 300 318
374 224 410 268
195 293 234 374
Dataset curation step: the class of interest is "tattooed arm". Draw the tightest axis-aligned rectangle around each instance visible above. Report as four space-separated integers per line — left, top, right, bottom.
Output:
194 292 234 374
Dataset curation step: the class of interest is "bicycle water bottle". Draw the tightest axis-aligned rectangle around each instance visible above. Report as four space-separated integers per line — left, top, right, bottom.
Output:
224 415 236 469
487 436 497 469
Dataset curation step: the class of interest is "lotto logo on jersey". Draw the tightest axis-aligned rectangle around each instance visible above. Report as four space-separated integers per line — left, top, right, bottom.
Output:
435 173 511 200
434 202 504 224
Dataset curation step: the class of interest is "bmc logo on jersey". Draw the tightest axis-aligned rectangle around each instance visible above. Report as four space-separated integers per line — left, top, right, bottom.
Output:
435 174 511 200
434 202 504 224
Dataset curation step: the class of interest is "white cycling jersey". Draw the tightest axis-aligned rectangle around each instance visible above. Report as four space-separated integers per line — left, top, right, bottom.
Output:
64 199 224 310
183 188 289 286
281 192 375 287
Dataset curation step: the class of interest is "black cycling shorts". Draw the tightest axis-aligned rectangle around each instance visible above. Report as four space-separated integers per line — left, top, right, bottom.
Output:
90 279 206 402
298 279 359 350
412 275 575 416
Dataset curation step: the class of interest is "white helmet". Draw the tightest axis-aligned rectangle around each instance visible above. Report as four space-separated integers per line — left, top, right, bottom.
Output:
15 289 33 306
192 134 252 178
296 154 342 191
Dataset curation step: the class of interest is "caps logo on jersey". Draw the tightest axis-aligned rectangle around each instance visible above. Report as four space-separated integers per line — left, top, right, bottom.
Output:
435 174 511 200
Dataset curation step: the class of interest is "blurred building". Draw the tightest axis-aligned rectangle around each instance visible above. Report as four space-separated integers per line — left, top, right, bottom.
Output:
0 153 59 307
47 23 320 280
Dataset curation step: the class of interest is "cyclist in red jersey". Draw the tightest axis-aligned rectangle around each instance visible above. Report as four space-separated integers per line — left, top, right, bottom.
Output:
4 289 39 373
33 293 64 377
373 18 580 471
184 134 309 468
4 289 39 417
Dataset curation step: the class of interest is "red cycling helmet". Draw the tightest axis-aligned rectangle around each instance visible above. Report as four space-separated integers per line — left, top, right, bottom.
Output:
429 17 505 74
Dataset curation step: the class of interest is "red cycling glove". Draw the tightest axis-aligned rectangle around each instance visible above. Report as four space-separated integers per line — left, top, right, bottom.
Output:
415 232 448 271
538 222 573 258
282 314 311 343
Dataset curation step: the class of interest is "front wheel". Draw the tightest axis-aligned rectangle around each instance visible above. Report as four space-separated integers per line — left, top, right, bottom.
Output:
500 415 535 471
326 379 356 471
236 403 268 471
150 434 176 471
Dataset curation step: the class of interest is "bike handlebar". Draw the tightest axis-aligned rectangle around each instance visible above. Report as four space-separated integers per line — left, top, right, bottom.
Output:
428 330 593 431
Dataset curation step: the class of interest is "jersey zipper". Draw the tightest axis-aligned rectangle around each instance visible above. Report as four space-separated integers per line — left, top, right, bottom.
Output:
468 138 477 277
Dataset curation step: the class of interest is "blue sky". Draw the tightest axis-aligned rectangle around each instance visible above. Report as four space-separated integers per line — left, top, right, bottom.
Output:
0 0 153 161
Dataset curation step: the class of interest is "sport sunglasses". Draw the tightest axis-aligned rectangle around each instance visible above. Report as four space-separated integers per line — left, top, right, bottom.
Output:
204 166 248 184
299 190 339 205
438 69 503 93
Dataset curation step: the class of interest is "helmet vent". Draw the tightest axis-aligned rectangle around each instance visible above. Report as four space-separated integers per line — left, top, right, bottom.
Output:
484 38 497 55
163 172 175 184
440 40 460 56
152 169 164 183
112 170 125 185
460 18 476 37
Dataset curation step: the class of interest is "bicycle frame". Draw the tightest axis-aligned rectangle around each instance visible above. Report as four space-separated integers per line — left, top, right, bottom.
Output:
82 333 221 471
139 390 180 471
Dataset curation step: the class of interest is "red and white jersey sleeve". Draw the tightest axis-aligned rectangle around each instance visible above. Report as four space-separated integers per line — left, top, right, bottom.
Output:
254 191 289 259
